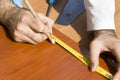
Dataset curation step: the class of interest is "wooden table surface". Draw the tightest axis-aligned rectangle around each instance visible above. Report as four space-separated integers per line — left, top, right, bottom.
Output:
0 0 119 80
0 27 110 80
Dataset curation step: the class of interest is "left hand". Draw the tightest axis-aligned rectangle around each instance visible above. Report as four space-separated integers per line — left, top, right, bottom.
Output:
90 30 120 80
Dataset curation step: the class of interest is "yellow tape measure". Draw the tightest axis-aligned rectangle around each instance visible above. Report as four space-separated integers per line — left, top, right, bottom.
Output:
52 35 113 79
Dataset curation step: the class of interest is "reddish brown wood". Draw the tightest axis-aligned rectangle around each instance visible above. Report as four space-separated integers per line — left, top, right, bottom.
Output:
0 27 112 80
0 0 119 80
0 26 110 80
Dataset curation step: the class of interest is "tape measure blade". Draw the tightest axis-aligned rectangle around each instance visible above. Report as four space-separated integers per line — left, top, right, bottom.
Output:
53 35 90 65
52 35 113 79
96 67 113 79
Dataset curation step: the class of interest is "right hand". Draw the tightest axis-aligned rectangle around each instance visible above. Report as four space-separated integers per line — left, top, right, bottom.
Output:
7 9 54 44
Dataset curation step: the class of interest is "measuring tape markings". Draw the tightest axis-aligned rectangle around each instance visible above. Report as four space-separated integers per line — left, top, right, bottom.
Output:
52 35 113 79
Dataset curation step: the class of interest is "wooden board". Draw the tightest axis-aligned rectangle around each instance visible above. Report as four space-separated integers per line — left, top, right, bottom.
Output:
0 26 109 80
0 0 119 80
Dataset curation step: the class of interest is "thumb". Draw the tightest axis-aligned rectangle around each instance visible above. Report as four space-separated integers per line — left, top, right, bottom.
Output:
37 13 54 33
90 43 101 72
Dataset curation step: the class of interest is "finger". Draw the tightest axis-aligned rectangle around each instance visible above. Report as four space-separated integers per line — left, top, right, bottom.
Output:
22 13 54 44
114 48 120 62
28 17 46 33
14 30 37 44
24 1 51 33
37 13 54 26
29 18 55 44
112 67 120 80
29 17 52 37
23 1 54 44
28 21 55 44
37 13 54 33
25 0 53 33
16 23 48 42
21 13 47 33
14 37 23 42
90 43 101 72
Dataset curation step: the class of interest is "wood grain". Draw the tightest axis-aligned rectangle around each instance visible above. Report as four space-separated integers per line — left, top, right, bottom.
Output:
0 26 108 80
0 0 119 80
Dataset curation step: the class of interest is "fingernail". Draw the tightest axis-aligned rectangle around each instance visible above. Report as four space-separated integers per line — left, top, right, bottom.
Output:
91 65 96 72
51 39 55 44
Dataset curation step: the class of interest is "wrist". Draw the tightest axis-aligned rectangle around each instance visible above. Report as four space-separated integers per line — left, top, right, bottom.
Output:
94 30 117 38
0 0 29 28
2 7 29 28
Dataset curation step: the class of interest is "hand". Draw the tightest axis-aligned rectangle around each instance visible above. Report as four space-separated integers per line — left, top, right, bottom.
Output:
90 30 120 80
3 8 54 44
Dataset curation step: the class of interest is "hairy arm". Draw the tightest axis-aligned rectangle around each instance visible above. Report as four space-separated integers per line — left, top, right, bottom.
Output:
0 0 27 32
0 0 14 16
0 0 54 44
0 0 18 25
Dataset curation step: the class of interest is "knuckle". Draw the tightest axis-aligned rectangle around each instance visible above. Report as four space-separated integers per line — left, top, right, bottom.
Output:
90 40 101 46
32 34 47 43
21 14 34 23
13 30 18 38
13 31 20 41
90 41 97 46
13 31 22 42
33 35 42 42
50 20 54 24
16 25 24 31
21 14 28 22
47 20 54 27
14 37 20 42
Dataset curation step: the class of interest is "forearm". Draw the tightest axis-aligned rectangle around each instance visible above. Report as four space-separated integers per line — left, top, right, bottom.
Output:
0 0 15 13
0 0 15 23
84 0 115 31
0 0 27 29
